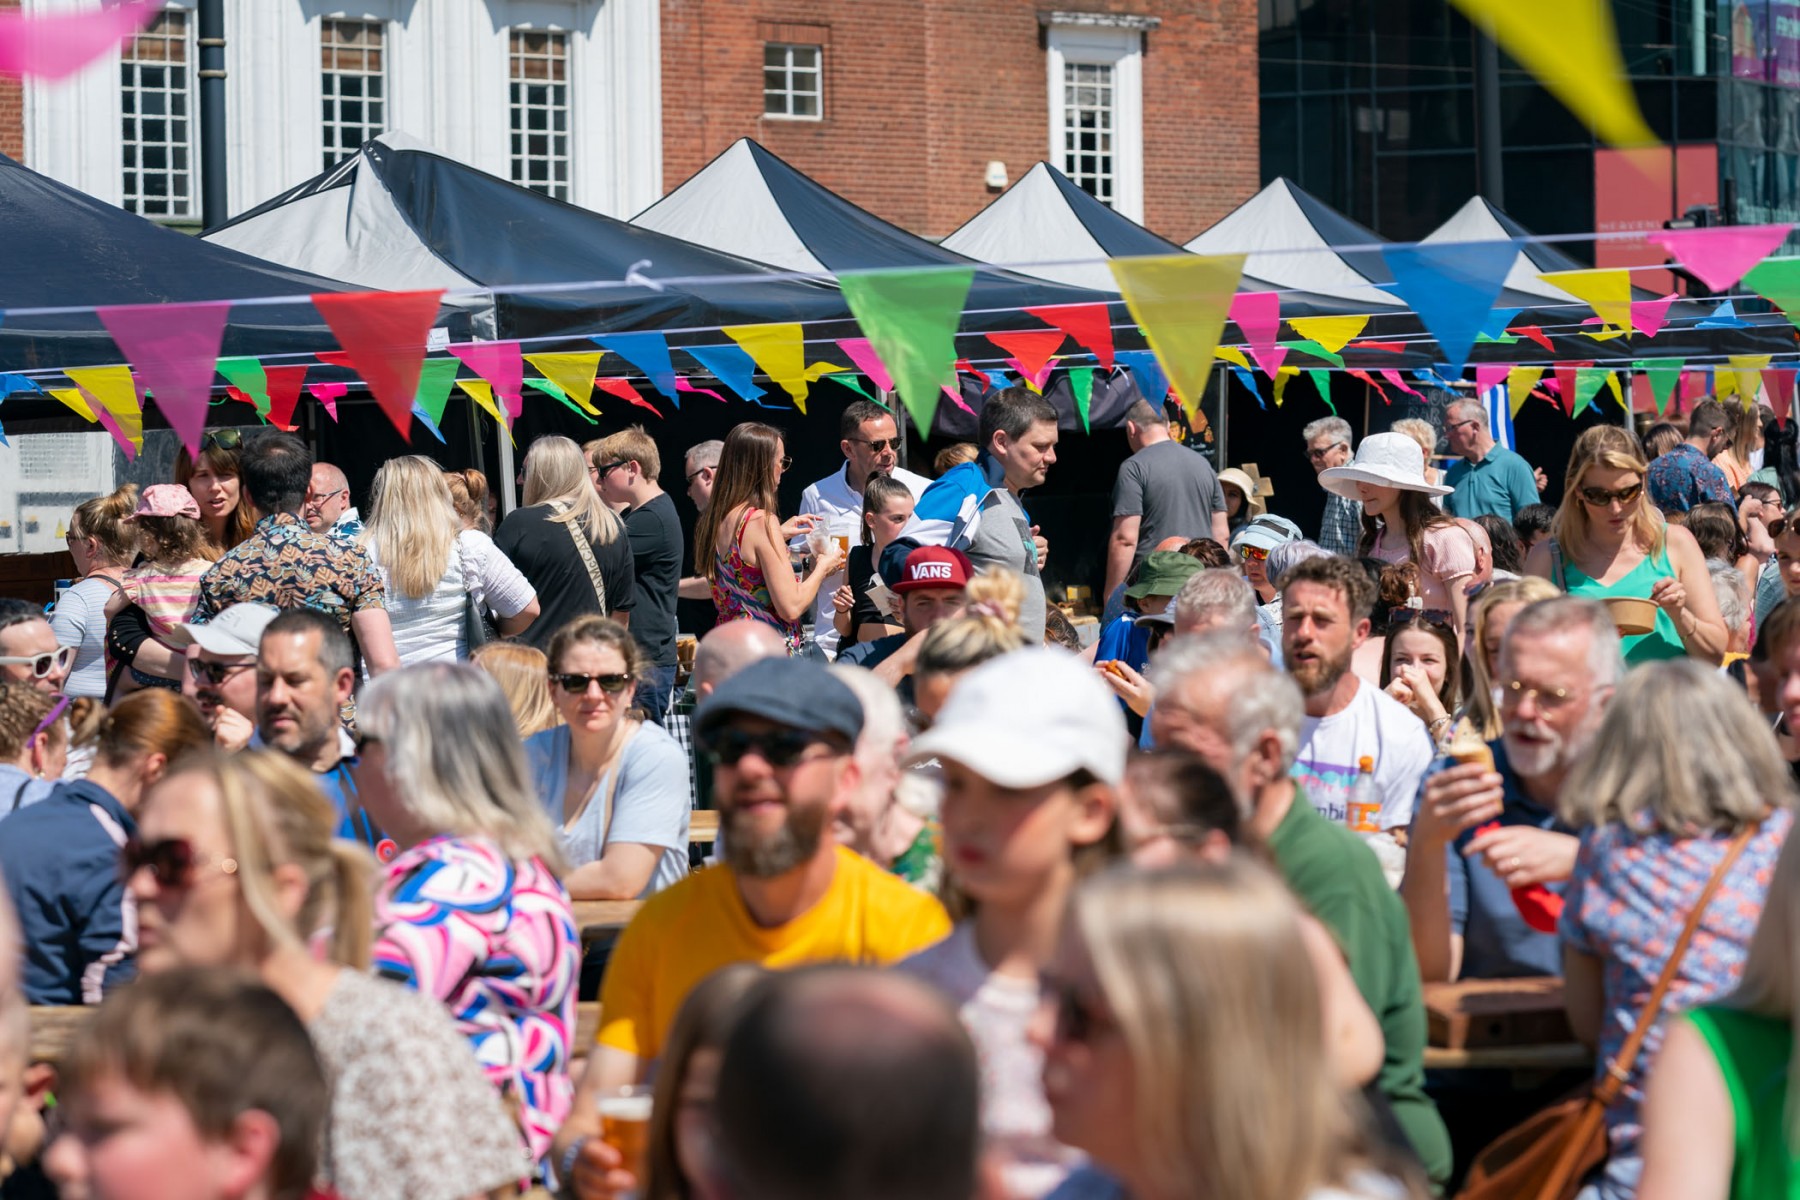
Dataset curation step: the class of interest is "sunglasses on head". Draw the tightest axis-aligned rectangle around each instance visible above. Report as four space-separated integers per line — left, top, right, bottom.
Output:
1237 543 1269 563
1041 975 1114 1045
31 694 70 739
119 836 237 889
851 436 903 453
0 645 73 679
200 429 243 452
702 725 842 769
552 672 634 695
1578 482 1643 507
1385 607 1455 630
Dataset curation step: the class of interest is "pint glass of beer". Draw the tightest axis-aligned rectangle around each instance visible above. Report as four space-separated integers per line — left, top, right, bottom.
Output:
599 1084 654 1192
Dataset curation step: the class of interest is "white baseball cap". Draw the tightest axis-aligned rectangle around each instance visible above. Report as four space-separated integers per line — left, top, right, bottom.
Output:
904 647 1128 787
173 603 280 656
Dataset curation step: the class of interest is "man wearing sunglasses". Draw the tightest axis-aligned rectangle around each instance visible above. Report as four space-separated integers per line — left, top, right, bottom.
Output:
1303 416 1362 558
793 401 930 658
173 603 277 752
0 599 70 696
558 658 949 1194
1646 399 1738 516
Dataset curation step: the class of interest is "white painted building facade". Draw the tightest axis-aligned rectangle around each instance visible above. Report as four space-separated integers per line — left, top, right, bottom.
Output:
21 0 663 222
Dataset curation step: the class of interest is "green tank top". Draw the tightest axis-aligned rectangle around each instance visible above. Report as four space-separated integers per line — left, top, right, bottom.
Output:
1687 1007 1798 1200
1559 544 1687 665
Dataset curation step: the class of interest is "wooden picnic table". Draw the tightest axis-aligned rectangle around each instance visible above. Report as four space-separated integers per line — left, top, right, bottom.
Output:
1421 976 1592 1072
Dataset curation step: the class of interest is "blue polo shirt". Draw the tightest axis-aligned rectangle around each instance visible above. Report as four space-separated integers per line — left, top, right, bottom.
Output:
1444 444 1540 522
1442 739 1569 979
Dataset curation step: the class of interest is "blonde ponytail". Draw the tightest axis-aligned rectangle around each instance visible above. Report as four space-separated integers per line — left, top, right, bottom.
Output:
917 569 1028 678
324 842 376 970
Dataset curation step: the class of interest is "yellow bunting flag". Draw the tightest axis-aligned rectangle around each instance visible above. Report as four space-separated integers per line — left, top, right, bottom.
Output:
1731 355 1772 403
1507 366 1545 417
1108 254 1246 423
1539 269 1635 333
1214 345 1250 370
1717 368 1739 401
66 365 143 454
725 323 813 413
1286 315 1369 354
1605 372 1624 410
523 352 604 416
48 386 96 422
1271 366 1301 408
1447 0 1656 147
457 379 514 442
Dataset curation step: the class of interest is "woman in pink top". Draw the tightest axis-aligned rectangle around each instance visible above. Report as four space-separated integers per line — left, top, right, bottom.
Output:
105 485 220 693
1321 432 1477 643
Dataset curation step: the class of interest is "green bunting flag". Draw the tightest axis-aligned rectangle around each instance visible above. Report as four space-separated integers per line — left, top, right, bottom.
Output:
413 358 460 425
1069 367 1095 433
525 377 598 423
1572 367 1611 417
215 357 271 415
1279 339 1346 368
1633 360 1683 416
826 373 885 408
1307 369 1335 413
838 267 974 436
1745 258 1800 328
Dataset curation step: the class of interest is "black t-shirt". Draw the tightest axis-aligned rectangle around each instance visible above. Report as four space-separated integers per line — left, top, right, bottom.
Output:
844 543 894 643
623 492 683 667
495 502 637 652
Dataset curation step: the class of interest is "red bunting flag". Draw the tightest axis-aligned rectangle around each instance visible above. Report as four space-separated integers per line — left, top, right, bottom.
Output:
596 377 663 417
265 365 310 431
1350 340 1408 354
985 329 1065 391
953 358 993 389
1767 368 1796 428
1511 325 1556 354
1023 303 1115 370
1347 369 1390 405
1553 362 1596 417
309 289 443 439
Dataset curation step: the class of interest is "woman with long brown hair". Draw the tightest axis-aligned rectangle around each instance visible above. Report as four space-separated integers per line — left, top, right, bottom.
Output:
175 431 257 553
695 422 842 654
1526 424 1727 666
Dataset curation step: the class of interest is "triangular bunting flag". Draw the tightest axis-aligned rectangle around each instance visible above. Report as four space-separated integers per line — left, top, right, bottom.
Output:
1271 365 1301 408
1230 366 1264 410
95 300 230 454
1475 364 1511 394
1379 240 1519 371
67 365 142 458
1634 360 1684 416
307 382 345 421
1697 299 1751 329
837 338 895 392
1024 303 1115 370
1572 367 1611 417
91 400 141 459
449 340 525 421
1480 309 1523 339
1347 369 1390 406
1279 339 1345 367
1213 345 1251 371
1648 224 1793 292
829 374 881 405
725 323 814 412
413 358 462 425
685 344 767 404
1287 315 1368 354
1380 369 1425 400
215 357 270 414
1228 292 1284 376
1604 371 1624 411
1351 340 1408 353
1109 255 1244 424
1259 347 1290 380
1629 294 1676 339
1447 0 1656 146
1512 325 1556 353
1115 350 1169 405
1744 259 1800 328
411 405 447 444
596 377 663 417
311 289 443 439
1306 369 1335 414
1069 366 1096 433
1767 368 1796 427
457 379 510 434
524 378 599 424
524 351 603 416
48 386 95 422
1508 366 1546 417
838 266 975 436
1539 269 1634 333
986 328 1067 392
264 365 310 431
675 377 730 406
1551 361 1596 416
1730 354 1772 403
594 332 681 407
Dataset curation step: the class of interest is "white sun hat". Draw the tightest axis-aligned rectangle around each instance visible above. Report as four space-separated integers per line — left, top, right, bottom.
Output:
1318 431 1453 499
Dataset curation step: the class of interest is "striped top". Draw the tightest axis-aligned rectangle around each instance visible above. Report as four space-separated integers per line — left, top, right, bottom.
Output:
124 557 212 639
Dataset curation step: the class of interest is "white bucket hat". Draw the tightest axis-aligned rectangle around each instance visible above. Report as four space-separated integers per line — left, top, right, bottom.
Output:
1318 432 1452 499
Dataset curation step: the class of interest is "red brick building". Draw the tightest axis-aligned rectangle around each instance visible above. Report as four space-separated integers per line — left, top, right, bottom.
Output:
659 1 1259 242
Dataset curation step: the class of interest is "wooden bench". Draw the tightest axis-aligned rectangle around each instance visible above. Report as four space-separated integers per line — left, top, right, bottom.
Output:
690 809 719 845
1421 977 1590 1072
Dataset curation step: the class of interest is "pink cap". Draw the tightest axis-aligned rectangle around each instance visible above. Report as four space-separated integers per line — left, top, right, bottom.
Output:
129 484 201 520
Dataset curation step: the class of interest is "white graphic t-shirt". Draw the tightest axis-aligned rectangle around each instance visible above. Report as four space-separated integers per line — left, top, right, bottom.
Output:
1292 679 1434 832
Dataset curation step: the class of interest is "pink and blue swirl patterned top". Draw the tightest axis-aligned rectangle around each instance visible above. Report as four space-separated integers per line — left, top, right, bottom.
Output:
371 834 579 1166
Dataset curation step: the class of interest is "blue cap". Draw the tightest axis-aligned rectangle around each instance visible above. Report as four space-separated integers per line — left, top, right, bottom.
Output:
693 657 864 745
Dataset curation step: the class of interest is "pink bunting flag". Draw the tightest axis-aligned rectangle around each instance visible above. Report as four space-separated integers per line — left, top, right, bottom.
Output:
1768 368 1796 428
0 0 161 80
837 338 894 392
307 382 346 421
941 384 977 415
1259 346 1290 379
1229 292 1283 376
673 376 727 406
95 300 232 456
450 340 526 421
596 377 664 417
1474 364 1511 393
90 403 136 460
1630 294 1677 339
1647 224 1795 293
264 366 310 431
1379 369 1424 400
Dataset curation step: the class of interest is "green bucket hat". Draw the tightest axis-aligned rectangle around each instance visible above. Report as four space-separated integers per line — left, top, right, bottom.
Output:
1125 550 1205 601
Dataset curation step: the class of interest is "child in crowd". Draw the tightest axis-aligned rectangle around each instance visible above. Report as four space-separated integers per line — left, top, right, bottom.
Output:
105 485 220 693
834 475 915 646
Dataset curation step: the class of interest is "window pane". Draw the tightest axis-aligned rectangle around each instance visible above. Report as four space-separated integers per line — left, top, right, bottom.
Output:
763 42 822 117
321 19 385 168
509 29 571 198
121 11 194 216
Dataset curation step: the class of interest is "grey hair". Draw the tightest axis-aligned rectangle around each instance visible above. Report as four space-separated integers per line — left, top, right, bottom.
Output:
686 439 724 471
1501 596 1624 690
1173 569 1258 634
1301 417 1351 448
1150 633 1303 773
1559 658 1790 834
1445 398 1489 430
828 664 905 771
1707 558 1749 639
1265 539 1330 584
356 663 564 870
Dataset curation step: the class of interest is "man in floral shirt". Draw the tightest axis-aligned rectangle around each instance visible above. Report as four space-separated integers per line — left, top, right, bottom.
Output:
1646 400 1737 516
196 432 399 676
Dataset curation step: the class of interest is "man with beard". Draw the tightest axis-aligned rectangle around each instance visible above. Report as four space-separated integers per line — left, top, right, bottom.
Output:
175 603 276 751
1401 597 1617 983
556 657 950 1198
1280 556 1434 832
255 609 387 857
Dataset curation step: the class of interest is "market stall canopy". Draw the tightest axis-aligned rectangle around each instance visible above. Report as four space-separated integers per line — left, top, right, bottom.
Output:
1420 196 1589 305
0 152 354 373
205 132 849 342
1184 177 1403 310
630 138 1115 323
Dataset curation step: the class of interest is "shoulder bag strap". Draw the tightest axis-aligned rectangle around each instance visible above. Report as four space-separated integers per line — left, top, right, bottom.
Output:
550 501 608 614
10 776 31 813
597 721 638 853
1593 822 1758 1105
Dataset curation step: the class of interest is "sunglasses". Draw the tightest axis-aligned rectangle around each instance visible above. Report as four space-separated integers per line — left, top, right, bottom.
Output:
304 487 347 507
31 694 70 739
1237 543 1269 563
702 725 842 768
0 645 73 679
1578 482 1643 507
119 835 238 889
188 658 255 688
1306 442 1347 462
593 460 628 479
1495 679 1577 712
1385 607 1455 629
200 429 243 452
850 436 903 453
1041 975 1114 1044
552 672 635 695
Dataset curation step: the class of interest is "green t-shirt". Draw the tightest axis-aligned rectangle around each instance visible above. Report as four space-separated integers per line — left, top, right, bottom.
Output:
1268 793 1452 1189
1687 1006 1797 1200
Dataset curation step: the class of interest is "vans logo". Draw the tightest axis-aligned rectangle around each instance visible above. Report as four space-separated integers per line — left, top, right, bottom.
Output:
910 562 956 581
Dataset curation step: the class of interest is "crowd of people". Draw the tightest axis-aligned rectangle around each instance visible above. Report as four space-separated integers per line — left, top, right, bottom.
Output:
0 385 1798 1200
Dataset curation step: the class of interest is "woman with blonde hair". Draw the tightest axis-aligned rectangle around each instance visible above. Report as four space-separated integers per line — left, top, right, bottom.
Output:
51 484 136 698
1527 424 1727 665
498 436 637 652
1557 660 1791 1200
364 454 539 665
523 616 690 900
909 569 1028 723
444 466 494 533
1032 858 1418 1200
175 431 256 552
126 748 526 1199
471 640 561 737
695 422 842 654
1459 576 1560 739
353 662 580 1169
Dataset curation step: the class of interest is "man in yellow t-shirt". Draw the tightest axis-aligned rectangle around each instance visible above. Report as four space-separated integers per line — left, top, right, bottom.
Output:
556 658 951 1194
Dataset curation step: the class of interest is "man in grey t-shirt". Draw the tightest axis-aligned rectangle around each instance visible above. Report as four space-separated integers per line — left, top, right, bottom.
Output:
1105 398 1229 598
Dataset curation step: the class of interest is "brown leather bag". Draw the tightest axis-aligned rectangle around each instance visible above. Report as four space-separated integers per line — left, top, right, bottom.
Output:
1455 823 1756 1200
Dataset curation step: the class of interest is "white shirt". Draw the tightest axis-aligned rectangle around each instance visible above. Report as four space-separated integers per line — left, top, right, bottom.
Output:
795 463 930 656
367 530 536 670
1291 678 1434 832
